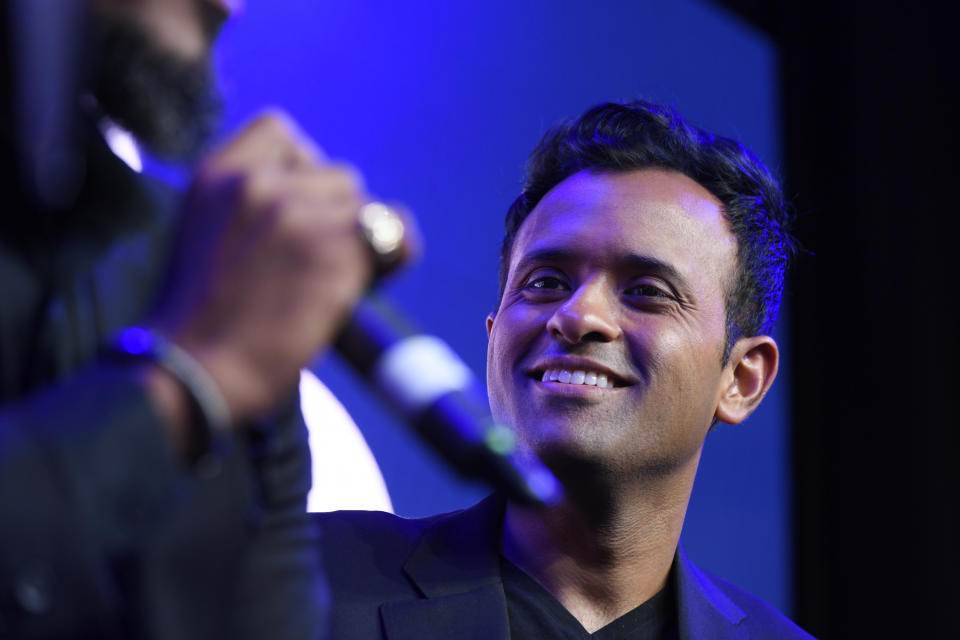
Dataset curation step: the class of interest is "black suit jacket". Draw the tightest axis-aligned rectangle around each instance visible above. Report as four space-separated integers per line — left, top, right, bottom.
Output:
316 496 814 639
0 127 322 639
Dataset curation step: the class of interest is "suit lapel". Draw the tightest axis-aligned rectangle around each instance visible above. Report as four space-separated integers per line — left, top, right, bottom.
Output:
379 501 752 640
381 495 510 640
675 545 748 640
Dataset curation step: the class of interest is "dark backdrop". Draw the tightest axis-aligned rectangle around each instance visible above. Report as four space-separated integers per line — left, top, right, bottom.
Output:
717 1 958 637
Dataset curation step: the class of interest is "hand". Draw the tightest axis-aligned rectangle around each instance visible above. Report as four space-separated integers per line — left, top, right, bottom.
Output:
150 111 373 424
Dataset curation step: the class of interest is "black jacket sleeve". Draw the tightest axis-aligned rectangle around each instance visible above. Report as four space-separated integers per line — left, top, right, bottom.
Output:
0 363 325 640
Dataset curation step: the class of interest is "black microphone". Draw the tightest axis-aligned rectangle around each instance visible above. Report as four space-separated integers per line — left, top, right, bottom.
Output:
334 295 563 507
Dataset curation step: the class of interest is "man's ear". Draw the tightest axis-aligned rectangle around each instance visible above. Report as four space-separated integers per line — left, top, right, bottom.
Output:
715 335 779 425
485 313 495 337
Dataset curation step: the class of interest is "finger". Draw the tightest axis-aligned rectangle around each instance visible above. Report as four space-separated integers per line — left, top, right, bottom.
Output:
263 197 372 275
216 110 327 171
283 163 368 206
239 165 368 228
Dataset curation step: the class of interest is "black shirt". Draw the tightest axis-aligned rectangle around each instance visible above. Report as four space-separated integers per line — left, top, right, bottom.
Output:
501 557 680 640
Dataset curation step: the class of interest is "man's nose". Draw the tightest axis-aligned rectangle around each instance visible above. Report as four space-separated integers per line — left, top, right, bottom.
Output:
546 280 622 345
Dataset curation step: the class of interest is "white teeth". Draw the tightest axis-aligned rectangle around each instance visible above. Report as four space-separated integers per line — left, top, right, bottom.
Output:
539 368 614 388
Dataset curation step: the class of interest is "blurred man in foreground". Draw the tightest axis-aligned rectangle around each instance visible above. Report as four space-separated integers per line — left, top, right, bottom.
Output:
1 1 372 637
317 100 815 639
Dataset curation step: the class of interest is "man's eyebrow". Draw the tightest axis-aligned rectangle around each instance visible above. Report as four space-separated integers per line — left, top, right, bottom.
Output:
620 254 689 290
513 248 577 272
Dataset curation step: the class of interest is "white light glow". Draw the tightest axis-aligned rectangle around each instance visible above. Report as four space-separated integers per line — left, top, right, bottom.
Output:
101 121 143 173
300 370 393 513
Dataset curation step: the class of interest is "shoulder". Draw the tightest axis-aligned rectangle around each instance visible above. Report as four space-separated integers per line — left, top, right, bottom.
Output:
313 508 460 594
312 508 471 640
675 547 815 639
315 509 446 558
697 567 815 640
315 494 501 553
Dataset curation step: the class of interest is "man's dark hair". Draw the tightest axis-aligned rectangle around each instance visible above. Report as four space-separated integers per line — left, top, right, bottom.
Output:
498 100 794 361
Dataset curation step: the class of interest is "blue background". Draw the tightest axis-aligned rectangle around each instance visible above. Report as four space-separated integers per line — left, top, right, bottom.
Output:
201 0 790 614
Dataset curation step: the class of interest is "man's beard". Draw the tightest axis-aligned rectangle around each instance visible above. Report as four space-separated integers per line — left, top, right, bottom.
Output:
91 19 222 161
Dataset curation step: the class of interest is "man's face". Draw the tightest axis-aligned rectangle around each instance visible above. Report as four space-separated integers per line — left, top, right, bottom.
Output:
87 0 235 158
486 168 738 477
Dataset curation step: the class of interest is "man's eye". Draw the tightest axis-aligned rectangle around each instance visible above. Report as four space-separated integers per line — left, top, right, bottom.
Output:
529 276 567 290
625 284 671 299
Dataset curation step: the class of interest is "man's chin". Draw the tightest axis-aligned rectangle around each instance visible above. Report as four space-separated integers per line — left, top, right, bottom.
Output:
527 430 690 485
91 17 222 161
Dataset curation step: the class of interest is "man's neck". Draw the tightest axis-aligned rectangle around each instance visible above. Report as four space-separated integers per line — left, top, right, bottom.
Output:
500 459 699 633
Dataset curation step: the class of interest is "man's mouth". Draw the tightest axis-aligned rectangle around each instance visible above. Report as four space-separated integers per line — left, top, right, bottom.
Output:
538 368 615 388
526 357 634 390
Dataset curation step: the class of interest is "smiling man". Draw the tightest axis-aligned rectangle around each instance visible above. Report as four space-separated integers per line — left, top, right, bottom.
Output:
318 100 813 639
